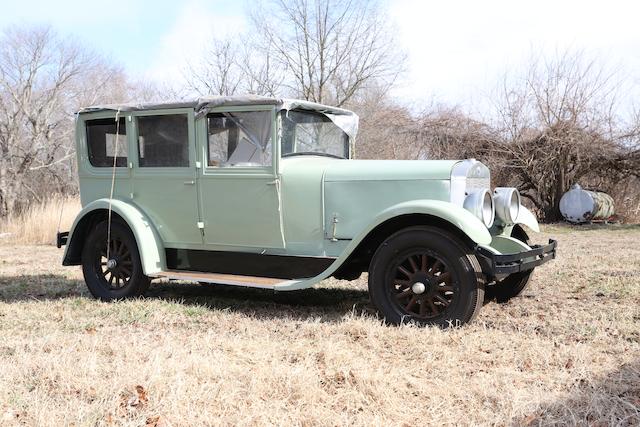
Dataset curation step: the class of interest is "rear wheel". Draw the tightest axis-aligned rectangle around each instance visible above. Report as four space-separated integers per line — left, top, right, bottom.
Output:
485 225 534 303
81 221 150 301
368 226 484 327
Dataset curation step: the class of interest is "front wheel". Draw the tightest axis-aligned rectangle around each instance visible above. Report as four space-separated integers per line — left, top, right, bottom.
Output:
81 221 150 301
368 226 484 327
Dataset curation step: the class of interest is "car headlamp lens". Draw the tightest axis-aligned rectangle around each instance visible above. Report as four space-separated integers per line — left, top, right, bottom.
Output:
493 187 521 224
482 191 494 227
463 189 495 228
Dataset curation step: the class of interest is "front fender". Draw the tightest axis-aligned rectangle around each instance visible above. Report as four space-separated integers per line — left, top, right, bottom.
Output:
367 200 493 245
63 199 165 275
515 206 540 233
276 200 491 291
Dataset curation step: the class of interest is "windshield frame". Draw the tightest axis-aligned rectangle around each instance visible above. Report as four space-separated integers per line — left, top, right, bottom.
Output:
279 109 350 160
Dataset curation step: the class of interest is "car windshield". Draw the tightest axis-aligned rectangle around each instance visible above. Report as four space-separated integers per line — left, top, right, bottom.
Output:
281 110 349 159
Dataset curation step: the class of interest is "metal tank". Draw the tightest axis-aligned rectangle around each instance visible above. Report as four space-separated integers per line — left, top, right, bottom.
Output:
559 184 615 223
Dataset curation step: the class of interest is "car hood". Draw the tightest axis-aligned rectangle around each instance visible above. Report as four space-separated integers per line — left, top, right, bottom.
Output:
281 157 459 181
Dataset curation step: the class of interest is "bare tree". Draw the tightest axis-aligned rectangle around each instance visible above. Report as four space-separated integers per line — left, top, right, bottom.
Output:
0 25 133 216
364 49 640 222
487 50 639 221
249 0 405 106
353 95 417 159
184 35 284 97
237 38 285 97
184 38 243 96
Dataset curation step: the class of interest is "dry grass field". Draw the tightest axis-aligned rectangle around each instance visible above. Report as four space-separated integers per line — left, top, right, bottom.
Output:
0 196 80 246
0 224 638 426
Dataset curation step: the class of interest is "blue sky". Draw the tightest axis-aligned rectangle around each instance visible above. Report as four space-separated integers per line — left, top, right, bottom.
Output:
2 0 640 111
0 0 246 78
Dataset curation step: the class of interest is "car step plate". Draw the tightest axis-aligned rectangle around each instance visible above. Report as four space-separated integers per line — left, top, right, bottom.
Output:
152 270 294 289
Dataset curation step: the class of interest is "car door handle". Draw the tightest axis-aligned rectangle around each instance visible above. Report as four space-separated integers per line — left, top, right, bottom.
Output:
183 180 195 185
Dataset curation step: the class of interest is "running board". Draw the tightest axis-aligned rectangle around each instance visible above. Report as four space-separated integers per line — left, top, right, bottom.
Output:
151 270 298 289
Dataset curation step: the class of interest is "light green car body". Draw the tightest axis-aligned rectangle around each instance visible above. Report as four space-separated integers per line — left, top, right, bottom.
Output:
62 97 541 290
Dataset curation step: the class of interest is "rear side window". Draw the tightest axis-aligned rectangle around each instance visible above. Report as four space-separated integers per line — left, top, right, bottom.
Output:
137 114 189 167
86 118 127 167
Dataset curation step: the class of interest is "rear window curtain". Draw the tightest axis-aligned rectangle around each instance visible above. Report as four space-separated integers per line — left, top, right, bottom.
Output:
137 114 189 167
86 118 128 167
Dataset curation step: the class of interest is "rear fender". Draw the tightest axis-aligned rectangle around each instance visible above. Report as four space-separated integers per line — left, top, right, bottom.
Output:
62 199 165 275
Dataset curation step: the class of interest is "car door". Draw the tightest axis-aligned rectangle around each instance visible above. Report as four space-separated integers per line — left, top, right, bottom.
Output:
131 109 203 246
197 106 285 250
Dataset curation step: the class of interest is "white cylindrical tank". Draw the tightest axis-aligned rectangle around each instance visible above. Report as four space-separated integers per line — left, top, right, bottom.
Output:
559 184 615 223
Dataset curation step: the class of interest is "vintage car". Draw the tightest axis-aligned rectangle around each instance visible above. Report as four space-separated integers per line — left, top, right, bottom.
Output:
58 95 556 327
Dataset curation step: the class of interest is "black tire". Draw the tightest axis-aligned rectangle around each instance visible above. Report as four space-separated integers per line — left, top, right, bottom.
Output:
485 225 534 303
368 226 484 327
81 220 150 301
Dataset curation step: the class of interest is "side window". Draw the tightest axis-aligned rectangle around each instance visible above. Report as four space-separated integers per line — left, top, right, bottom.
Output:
137 114 189 167
207 111 272 167
86 118 127 167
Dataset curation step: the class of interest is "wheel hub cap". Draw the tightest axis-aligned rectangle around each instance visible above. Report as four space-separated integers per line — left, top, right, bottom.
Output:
411 281 426 294
106 259 117 270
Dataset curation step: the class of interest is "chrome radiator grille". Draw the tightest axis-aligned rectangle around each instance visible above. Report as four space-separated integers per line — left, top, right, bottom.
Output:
450 159 491 207
465 177 490 193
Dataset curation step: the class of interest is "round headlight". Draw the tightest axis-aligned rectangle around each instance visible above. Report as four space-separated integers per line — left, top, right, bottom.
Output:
493 187 521 224
482 191 495 227
463 189 495 227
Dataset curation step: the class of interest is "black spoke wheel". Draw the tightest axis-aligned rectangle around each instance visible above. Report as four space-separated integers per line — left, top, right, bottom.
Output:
82 220 150 301
368 226 484 327
390 251 456 319
96 235 134 290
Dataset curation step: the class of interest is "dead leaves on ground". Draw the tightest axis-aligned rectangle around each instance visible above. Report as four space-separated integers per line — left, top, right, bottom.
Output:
119 384 148 410
145 415 164 427
103 385 164 426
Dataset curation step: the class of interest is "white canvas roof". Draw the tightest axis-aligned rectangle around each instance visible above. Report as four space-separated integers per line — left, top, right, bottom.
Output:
78 95 359 138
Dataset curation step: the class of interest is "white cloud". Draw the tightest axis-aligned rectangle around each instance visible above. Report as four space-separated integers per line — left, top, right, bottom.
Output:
139 0 640 110
388 0 640 111
144 0 247 90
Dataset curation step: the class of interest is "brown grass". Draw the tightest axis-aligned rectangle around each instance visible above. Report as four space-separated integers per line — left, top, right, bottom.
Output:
0 224 639 426
0 196 81 245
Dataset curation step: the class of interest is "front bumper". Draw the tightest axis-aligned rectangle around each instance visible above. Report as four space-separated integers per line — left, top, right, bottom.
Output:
476 239 557 278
